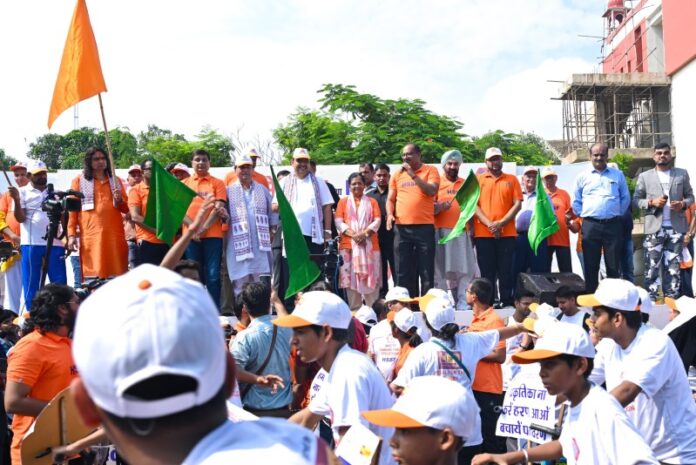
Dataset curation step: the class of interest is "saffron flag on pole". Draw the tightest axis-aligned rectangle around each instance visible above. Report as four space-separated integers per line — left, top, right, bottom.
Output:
48 0 107 128
271 166 320 298
143 159 197 245
528 171 559 254
438 169 480 245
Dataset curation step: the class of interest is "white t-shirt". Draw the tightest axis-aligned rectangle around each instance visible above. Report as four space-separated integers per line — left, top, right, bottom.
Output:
392 330 500 447
558 384 658 465
308 368 330 417
18 185 63 246
502 317 525 391
277 175 333 238
182 418 328 464
311 345 396 465
558 310 590 330
590 326 696 463
367 320 401 381
656 169 671 226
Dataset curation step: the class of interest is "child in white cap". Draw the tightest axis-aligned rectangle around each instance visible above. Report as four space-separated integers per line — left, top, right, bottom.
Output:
472 321 658 465
363 376 480 465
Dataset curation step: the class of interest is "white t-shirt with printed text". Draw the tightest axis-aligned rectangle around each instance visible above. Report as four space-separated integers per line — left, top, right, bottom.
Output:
277 175 333 238
367 320 401 382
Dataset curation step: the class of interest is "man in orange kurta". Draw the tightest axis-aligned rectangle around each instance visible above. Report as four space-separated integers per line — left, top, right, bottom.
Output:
0 162 29 311
67 148 129 279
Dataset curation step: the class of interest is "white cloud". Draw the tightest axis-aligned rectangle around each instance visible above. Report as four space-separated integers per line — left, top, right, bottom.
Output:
0 0 606 160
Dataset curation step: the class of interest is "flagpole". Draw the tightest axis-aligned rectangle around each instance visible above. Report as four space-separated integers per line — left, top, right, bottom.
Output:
1 168 12 187
96 93 121 208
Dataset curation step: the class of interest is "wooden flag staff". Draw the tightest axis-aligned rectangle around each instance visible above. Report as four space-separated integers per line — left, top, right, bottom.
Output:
97 94 121 207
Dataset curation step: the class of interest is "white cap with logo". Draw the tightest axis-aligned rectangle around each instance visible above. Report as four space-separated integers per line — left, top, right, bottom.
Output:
28 160 48 175
73 264 226 419
362 376 480 440
577 278 640 312
512 321 595 363
273 291 352 329
485 147 503 160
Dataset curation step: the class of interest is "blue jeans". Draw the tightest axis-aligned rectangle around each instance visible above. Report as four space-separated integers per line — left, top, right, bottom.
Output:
70 255 82 287
185 238 222 308
621 237 635 283
21 245 67 310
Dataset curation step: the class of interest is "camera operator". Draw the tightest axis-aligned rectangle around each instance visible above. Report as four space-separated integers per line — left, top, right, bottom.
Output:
14 161 67 310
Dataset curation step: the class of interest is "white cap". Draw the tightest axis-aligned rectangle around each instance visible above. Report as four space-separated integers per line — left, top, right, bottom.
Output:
513 321 595 363
485 147 503 160
362 376 480 440
423 296 456 332
523 166 538 175
235 153 253 167
127 164 142 174
417 288 454 311
636 287 653 314
664 296 696 334
28 160 47 175
353 305 378 327
172 163 190 175
541 167 557 178
73 264 226 419
577 278 640 312
247 148 260 158
292 147 310 160
385 286 416 303
10 161 27 171
273 291 351 329
392 308 418 333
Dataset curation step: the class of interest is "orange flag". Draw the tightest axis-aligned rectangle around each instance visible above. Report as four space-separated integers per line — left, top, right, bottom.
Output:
47 0 106 128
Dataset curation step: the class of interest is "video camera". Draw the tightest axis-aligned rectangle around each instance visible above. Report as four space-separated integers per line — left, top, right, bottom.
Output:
0 240 14 261
320 238 342 285
74 276 113 302
41 184 83 220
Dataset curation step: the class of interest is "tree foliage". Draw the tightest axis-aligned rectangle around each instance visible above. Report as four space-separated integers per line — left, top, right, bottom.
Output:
0 147 18 171
274 83 558 166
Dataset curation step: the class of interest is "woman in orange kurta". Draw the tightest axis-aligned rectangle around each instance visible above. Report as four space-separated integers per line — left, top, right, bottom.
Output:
67 147 129 279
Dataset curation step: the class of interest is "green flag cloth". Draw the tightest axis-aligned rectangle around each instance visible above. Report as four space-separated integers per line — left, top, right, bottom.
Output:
438 169 481 245
528 171 559 254
143 158 197 245
271 166 321 298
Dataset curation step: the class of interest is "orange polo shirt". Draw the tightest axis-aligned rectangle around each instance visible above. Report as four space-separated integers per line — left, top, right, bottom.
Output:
7 330 77 465
474 171 522 238
224 170 270 190
0 191 19 237
546 188 573 247
469 307 505 394
435 176 464 229
127 182 163 244
388 164 439 225
183 173 227 239
335 196 381 251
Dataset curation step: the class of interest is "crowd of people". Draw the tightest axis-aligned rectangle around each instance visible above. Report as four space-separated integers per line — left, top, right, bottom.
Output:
0 141 693 464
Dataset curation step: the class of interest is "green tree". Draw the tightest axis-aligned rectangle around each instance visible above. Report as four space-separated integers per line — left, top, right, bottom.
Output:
28 133 64 169
193 126 235 167
0 148 18 171
471 130 557 166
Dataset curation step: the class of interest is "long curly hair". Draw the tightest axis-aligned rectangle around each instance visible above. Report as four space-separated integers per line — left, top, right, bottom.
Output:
82 147 113 181
28 284 75 334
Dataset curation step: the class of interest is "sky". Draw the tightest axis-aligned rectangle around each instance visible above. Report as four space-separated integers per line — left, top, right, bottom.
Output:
0 0 608 161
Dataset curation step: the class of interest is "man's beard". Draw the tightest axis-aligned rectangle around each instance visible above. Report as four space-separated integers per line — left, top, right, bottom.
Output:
62 311 76 335
33 178 47 187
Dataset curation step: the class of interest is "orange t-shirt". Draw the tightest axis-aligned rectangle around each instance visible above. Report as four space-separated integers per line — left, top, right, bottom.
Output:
224 170 270 190
388 164 439 225
435 176 464 229
183 173 228 239
392 343 414 380
469 307 505 394
127 182 163 244
546 188 573 247
7 331 77 465
474 171 523 238
335 196 381 251
0 191 20 237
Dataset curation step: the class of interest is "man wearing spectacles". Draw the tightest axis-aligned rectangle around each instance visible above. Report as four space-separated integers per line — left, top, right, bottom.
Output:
633 142 694 301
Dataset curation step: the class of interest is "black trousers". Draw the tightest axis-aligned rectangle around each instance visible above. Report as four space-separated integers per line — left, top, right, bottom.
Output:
475 237 516 306
394 224 435 298
378 234 395 298
581 218 622 293
137 240 170 266
547 245 573 272
474 390 506 454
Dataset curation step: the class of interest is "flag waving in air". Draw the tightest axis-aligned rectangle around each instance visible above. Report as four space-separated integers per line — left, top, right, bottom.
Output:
438 169 480 245
48 0 107 128
271 166 320 298
528 171 559 254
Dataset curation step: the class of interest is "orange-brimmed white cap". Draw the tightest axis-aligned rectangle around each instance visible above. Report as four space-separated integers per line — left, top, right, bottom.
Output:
512 321 595 364
577 279 640 312
273 291 351 329
362 376 479 439
292 147 310 160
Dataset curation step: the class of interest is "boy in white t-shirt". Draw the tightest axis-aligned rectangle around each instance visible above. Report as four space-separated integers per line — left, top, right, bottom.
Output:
362 376 481 465
582 279 696 464
555 285 591 331
275 291 396 465
472 321 658 465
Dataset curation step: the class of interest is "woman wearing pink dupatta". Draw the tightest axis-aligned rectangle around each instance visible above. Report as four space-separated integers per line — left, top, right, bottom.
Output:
335 173 382 310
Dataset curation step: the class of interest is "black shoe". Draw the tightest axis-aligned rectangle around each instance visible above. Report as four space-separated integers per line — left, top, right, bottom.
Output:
493 302 505 310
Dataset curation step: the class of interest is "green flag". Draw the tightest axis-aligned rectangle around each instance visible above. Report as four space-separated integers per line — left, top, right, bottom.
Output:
528 171 559 254
438 169 481 245
143 158 197 245
271 166 321 298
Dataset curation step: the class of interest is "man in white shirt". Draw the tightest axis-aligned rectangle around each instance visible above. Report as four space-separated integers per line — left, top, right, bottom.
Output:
582 278 696 464
71 264 334 465
271 148 333 304
276 291 396 465
14 160 67 309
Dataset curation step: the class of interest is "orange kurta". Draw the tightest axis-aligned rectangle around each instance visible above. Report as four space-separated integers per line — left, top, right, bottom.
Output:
546 188 574 247
68 175 129 278
0 191 20 238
